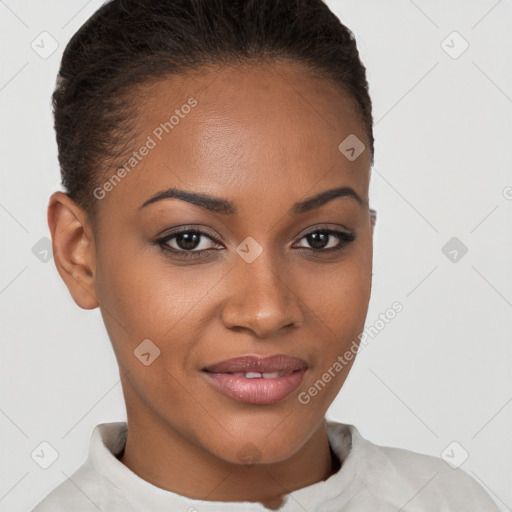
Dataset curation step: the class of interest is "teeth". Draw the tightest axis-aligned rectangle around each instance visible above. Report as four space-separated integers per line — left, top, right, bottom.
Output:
230 371 284 378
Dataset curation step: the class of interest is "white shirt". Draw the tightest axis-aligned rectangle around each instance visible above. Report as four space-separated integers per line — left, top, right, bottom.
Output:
32 420 500 511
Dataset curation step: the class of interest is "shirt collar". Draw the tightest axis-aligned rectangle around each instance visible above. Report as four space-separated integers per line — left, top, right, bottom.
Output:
89 419 367 510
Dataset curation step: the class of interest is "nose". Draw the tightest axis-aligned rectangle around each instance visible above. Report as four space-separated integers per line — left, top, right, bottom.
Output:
220 249 304 338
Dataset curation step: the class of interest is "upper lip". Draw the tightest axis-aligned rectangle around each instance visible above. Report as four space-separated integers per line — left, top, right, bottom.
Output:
203 354 308 374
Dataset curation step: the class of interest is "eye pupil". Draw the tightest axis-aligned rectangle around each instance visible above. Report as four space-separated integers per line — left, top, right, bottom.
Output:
307 232 329 249
176 232 201 250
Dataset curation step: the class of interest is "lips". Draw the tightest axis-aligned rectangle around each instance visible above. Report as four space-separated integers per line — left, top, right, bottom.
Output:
203 354 308 375
202 354 309 405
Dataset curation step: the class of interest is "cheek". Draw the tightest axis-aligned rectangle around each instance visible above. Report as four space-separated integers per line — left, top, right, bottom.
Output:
94 240 180 350
296 242 372 338
295 254 371 411
94 238 227 367
96 234 197 324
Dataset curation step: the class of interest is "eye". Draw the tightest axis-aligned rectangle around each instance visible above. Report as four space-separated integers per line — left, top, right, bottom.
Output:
155 229 222 259
154 226 356 261
294 228 356 253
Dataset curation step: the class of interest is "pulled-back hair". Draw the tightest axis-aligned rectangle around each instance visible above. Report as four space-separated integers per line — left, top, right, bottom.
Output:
53 0 374 225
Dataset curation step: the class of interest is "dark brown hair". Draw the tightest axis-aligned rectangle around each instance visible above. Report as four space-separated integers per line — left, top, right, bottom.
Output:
52 0 374 225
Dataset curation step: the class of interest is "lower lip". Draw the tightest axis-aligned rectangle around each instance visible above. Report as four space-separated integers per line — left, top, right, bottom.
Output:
202 369 308 405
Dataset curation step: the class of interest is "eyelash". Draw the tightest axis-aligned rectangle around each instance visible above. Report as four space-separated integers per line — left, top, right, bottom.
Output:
153 227 356 260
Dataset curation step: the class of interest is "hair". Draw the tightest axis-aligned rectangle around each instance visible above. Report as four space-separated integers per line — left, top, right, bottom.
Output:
53 0 374 226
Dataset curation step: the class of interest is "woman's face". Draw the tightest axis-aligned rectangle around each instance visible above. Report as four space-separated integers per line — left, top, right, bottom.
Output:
67 61 373 465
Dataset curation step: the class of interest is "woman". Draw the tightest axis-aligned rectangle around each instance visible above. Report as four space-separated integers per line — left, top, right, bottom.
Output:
33 0 499 510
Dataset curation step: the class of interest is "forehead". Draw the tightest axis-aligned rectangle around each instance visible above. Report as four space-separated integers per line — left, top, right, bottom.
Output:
99 60 370 218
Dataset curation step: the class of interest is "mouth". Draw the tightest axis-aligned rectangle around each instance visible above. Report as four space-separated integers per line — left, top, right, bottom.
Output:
201 354 308 405
203 354 308 374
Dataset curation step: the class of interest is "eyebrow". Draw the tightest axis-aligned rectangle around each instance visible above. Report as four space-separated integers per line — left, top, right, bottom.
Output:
138 185 365 215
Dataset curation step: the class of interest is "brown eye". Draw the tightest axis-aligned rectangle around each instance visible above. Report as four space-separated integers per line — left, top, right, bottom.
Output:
155 229 222 259
172 232 205 251
295 229 356 252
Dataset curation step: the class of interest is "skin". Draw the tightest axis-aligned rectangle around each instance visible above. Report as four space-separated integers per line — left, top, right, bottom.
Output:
48 60 375 509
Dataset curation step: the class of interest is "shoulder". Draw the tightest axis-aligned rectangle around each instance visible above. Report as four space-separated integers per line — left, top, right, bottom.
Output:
31 461 134 512
328 421 500 511
31 422 131 512
31 463 101 512
358 430 499 510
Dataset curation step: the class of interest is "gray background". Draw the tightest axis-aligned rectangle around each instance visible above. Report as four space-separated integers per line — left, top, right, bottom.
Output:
0 1 511 510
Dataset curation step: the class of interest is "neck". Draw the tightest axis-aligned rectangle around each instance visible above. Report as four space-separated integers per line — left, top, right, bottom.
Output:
117 380 341 508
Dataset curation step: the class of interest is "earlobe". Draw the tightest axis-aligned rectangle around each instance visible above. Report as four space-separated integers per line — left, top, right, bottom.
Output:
370 208 377 233
47 191 99 310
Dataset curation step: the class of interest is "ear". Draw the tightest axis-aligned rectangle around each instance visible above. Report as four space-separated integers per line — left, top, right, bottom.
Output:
47 191 99 310
369 208 377 234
